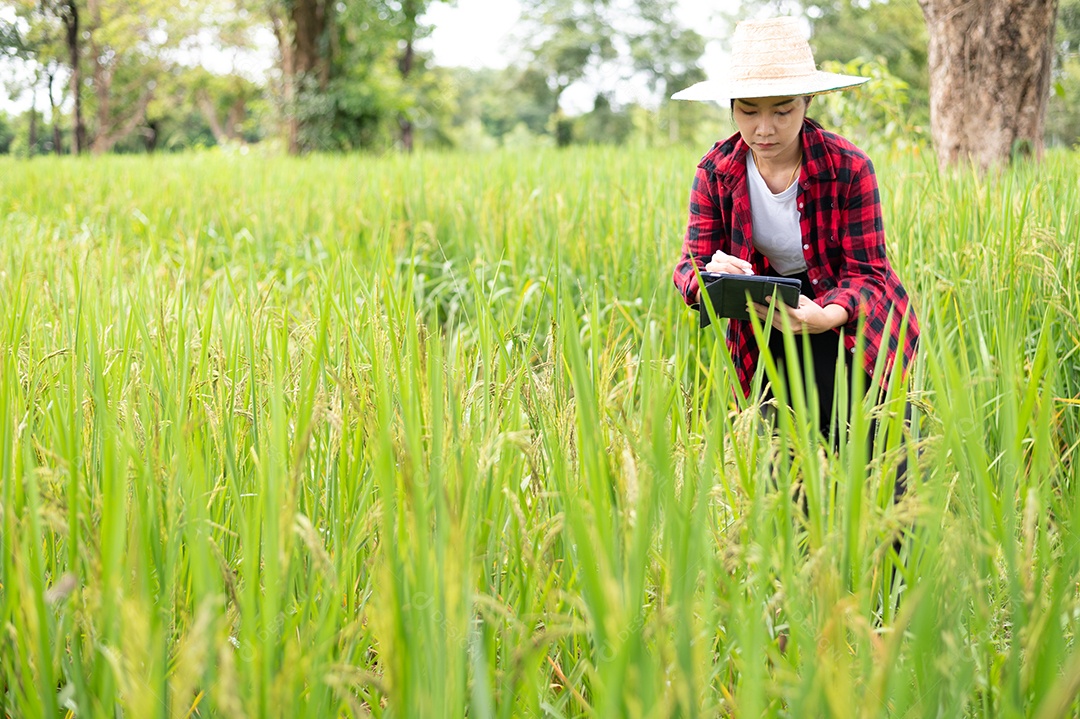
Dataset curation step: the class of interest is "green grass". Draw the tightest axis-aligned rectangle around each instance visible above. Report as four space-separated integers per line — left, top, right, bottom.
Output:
0 144 1078 718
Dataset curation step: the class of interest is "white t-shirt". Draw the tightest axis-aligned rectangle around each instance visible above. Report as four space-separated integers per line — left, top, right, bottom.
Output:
747 152 807 276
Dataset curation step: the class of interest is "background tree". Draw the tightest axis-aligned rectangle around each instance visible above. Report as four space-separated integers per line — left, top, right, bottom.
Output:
520 0 623 145
627 0 706 142
0 111 13 153
2 0 70 153
188 67 262 146
917 0 1058 168
574 92 632 143
1048 0 1080 146
519 0 705 146
22 0 87 153
5 0 209 154
265 0 334 153
375 0 450 151
59 1 83 151
739 0 1063 166
805 0 929 128
257 0 451 152
445 66 555 147
5 0 1077 155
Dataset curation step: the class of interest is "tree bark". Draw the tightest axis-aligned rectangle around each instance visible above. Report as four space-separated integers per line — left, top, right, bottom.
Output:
226 99 246 140
272 0 331 154
268 6 298 153
196 91 248 145
59 0 85 154
197 90 231 145
28 85 38 156
292 0 329 86
143 120 159 153
47 66 62 155
918 0 1059 170
398 36 415 152
90 89 154 154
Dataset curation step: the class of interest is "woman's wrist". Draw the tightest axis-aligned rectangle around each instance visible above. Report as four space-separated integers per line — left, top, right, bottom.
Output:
816 303 849 332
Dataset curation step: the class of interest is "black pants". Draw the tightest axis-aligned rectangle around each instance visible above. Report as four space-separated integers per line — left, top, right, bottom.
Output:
759 269 909 501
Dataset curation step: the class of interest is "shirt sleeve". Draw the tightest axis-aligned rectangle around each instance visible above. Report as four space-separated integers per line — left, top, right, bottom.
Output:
817 159 888 326
673 165 726 307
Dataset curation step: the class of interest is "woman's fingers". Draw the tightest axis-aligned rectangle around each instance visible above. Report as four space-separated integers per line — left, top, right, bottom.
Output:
704 253 754 275
753 297 809 331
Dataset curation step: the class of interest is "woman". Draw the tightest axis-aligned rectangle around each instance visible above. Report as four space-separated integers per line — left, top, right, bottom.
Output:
671 17 918 438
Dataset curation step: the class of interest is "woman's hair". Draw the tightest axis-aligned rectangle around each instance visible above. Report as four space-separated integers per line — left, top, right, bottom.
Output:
729 96 813 112
730 96 816 126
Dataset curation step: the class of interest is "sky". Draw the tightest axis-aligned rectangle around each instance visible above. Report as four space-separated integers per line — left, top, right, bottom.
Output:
419 0 740 69
2 0 745 115
418 0 742 111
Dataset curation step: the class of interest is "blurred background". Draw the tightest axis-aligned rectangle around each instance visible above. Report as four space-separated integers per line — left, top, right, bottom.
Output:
1 0 1078 157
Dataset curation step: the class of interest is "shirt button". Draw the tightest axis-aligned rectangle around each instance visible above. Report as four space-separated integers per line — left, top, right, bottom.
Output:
798 202 804 209
803 244 810 250
850 347 856 354
811 279 818 285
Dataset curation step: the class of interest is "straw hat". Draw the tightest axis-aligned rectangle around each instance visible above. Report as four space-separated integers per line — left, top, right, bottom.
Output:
671 17 868 102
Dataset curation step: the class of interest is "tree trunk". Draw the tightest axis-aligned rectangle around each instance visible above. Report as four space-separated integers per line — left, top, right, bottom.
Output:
197 90 231 145
60 0 85 154
47 66 62 155
398 35 415 152
268 7 298 154
90 90 154 154
28 88 38 156
226 99 246 141
143 120 159 153
273 0 330 154
292 0 329 86
918 0 1059 170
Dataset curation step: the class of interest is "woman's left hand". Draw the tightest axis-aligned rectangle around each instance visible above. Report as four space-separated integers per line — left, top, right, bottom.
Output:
752 295 849 334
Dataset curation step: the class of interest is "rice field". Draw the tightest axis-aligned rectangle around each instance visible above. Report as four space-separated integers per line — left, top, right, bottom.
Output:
1 144 1079 718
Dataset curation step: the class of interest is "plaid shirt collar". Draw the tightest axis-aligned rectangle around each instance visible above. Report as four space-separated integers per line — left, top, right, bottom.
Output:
709 120 838 193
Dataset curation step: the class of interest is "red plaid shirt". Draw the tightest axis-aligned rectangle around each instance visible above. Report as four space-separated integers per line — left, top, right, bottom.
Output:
673 119 919 398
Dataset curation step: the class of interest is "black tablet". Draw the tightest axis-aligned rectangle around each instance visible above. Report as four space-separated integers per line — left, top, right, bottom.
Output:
698 273 802 328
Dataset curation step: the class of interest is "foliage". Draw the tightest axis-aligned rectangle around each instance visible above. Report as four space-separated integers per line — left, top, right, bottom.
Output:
627 0 707 98
1048 0 1080 147
444 63 727 151
0 112 12 153
806 0 929 127
519 0 617 116
1 146 1079 715
1048 58 1080 147
519 0 706 145
1 0 214 153
2 0 1078 153
573 93 634 145
814 57 928 153
2 109 65 156
259 0 456 152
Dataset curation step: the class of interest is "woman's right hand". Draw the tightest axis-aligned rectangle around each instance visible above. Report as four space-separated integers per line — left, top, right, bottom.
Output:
704 250 754 276
696 251 754 303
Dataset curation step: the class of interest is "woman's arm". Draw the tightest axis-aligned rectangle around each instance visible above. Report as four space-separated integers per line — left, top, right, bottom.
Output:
756 294 849 334
673 164 731 306
815 158 889 325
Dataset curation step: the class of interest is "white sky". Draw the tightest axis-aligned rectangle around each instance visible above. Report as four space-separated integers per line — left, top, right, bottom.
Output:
420 0 740 69
2 0 745 115
419 0 742 111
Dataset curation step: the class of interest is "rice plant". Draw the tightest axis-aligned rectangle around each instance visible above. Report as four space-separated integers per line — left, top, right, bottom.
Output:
0 146 1078 717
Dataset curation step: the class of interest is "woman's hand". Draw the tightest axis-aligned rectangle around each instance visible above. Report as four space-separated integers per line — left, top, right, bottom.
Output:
704 250 754 276
695 251 754 304
752 295 849 334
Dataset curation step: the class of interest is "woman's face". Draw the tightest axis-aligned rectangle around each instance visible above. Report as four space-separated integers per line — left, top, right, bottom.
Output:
732 96 809 162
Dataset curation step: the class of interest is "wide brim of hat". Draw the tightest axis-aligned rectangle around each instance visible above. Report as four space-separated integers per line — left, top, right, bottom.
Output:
671 72 869 102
